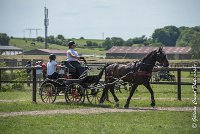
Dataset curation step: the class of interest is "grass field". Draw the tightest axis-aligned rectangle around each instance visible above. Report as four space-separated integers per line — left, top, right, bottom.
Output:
9 38 106 55
0 83 199 133
0 111 199 134
0 84 199 112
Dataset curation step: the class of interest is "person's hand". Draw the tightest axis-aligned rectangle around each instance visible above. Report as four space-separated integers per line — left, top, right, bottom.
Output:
80 57 86 64
79 57 85 60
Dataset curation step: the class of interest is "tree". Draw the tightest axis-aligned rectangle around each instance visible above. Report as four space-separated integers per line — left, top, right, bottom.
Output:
152 26 180 46
124 38 133 46
111 37 125 46
0 33 10 46
57 34 65 40
102 37 112 50
176 26 200 47
36 36 44 42
54 38 63 45
102 37 125 50
47 35 55 44
191 37 200 59
86 41 98 47
174 26 200 58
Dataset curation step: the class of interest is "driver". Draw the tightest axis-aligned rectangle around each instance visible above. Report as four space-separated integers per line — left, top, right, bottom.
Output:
66 41 86 77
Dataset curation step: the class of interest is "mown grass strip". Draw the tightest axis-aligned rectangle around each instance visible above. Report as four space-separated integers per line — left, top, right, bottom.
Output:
0 111 199 134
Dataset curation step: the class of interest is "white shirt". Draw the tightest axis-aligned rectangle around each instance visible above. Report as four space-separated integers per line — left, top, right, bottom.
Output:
67 49 79 61
47 60 57 75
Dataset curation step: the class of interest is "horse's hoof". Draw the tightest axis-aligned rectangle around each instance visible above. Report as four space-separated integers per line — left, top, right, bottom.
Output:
151 102 155 107
98 103 103 106
124 104 129 109
115 103 119 108
152 106 156 109
124 106 129 109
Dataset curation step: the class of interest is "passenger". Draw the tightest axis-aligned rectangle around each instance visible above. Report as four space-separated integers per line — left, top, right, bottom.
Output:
39 61 47 80
47 54 59 79
66 41 86 77
34 61 42 87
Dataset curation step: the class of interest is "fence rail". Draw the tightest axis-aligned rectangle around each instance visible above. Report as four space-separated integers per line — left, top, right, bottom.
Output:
1 59 200 67
0 66 199 103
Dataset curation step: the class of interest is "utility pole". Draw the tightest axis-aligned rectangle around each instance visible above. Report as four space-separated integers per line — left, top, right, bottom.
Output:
44 6 49 49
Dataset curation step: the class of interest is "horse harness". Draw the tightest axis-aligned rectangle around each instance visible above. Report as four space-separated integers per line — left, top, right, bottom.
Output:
105 61 152 85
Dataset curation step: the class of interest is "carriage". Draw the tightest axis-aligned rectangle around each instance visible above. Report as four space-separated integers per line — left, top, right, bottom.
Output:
39 60 105 104
40 47 169 109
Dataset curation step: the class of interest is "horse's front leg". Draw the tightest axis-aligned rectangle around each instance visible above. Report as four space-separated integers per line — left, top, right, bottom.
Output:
124 84 138 109
109 84 119 107
143 83 155 107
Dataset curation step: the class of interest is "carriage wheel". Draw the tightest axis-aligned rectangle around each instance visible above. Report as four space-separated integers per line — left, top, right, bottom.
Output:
115 82 130 93
40 83 57 103
65 83 85 104
86 82 104 104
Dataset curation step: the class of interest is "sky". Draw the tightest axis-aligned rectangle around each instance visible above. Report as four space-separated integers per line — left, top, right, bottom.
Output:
0 0 200 40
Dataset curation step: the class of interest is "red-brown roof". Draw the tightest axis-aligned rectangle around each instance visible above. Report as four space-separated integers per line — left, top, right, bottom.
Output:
23 49 67 55
39 49 67 54
107 46 191 54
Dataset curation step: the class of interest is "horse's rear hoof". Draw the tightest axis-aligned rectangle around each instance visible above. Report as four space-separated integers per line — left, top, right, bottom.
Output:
124 104 129 109
115 103 119 108
98 103 103 106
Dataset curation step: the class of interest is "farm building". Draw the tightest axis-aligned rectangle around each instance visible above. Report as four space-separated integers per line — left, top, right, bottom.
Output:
23 49 67 56
106 46 191 60
0 46 23 55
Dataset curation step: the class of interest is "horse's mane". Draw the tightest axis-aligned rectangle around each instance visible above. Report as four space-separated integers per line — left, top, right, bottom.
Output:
142 50 157 62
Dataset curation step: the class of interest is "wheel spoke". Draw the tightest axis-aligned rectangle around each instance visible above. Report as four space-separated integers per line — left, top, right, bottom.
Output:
40 83 56 103
65 83 85 104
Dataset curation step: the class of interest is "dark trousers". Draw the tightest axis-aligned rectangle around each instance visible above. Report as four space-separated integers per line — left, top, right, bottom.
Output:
69 61 85 77
47 72 58 79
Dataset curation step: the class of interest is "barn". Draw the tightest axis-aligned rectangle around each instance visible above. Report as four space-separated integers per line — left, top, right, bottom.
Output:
0 46 23 55
106 46 191 60
23 49 67 56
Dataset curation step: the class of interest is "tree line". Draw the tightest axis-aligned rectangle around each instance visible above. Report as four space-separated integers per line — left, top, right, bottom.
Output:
101 25 200 58
0 25 200 58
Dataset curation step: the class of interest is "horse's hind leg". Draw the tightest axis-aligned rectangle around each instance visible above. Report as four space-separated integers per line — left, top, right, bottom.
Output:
99 88 108 105
124 84 138 109
143 83 155 107
109 84 119 107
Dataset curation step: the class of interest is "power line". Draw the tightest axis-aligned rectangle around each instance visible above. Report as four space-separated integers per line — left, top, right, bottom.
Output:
24 28 42 38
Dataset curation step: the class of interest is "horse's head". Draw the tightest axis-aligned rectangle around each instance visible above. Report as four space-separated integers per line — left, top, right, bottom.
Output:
155 47 169 67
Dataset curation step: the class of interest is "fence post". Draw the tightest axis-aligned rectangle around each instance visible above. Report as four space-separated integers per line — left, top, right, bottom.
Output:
32 68 37 103
177 69 181 100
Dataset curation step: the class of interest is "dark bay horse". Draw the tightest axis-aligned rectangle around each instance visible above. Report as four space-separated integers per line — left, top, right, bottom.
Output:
99 47 169 108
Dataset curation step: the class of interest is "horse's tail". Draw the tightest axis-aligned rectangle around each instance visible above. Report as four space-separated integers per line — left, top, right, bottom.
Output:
94 63 109 85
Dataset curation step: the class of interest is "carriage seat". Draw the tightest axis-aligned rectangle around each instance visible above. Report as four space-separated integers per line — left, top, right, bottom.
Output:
62 61 76 74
